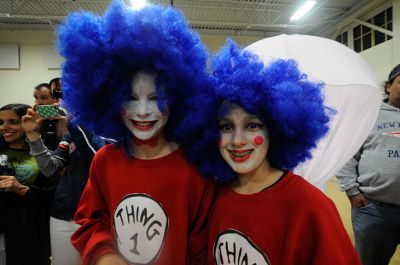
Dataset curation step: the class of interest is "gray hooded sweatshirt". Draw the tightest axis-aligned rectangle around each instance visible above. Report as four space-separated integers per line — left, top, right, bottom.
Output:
336 101 400 206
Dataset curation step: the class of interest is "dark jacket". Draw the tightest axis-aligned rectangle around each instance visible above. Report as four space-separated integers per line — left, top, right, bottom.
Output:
29 125 108 221
39 108 67 151
0 147 56 265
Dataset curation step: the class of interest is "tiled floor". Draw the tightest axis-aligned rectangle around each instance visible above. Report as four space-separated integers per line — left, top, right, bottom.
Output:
327 177 400 265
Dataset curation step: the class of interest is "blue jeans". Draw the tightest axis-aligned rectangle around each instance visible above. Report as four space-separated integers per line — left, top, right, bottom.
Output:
352 199 400 265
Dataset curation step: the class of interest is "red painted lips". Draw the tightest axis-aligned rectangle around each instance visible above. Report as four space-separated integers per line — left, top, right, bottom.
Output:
131 120 157 131
229 149 253 162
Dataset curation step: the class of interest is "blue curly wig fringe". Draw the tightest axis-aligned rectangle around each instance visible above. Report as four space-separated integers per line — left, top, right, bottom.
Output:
185 39 332 183
58 0 210 142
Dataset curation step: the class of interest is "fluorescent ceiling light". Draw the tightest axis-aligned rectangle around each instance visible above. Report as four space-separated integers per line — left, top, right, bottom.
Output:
129 0 148 10
290 1 316 21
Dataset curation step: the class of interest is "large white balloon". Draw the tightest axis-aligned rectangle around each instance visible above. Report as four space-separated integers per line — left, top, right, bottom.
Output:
246 34 381 190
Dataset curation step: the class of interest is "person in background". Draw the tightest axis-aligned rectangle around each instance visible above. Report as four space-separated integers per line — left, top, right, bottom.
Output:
336 64 400 265
49 78 62 97
34 83 59 106
185 40 361 265
49 78 63 104
33 83 67 151
22 108 109 265
0 103 55 265
58 1 214 265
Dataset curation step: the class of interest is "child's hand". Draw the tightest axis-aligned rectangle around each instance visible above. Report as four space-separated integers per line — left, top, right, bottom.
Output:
95 254 128 265
22 107 43 141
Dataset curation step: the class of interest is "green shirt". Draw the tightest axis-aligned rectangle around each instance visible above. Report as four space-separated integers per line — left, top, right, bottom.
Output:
2 148 39 186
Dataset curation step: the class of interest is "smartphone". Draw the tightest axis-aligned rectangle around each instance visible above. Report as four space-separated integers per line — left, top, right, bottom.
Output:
36 105 61 119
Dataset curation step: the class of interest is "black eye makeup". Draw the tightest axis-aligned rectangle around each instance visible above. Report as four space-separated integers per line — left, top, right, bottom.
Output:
219 123 234 132
247 121 264 130
149 94 158 101
129 95 138 101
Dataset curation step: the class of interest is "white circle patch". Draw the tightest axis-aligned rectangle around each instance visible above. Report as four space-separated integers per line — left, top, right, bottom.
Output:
214 229 270 265
114 194 168 264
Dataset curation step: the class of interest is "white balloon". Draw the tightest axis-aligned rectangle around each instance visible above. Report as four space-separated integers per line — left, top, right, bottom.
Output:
246 34 381 190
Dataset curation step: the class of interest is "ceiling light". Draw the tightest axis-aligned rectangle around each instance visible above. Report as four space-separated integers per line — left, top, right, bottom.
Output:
129 0 148 10
290 1 316 21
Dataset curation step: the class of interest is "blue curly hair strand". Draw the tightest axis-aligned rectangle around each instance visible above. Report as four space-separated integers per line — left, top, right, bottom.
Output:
185 39 331 183
58 0 210 142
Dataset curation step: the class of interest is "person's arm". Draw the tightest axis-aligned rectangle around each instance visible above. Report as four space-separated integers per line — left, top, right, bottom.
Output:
93 254 127 265
187 176 216 264
0 174 55 205
27 133 69 177
336 149 361 196
299 197 361 265
22 108 68 177
336 149 369 207
0 175 29 196
71 151 123 265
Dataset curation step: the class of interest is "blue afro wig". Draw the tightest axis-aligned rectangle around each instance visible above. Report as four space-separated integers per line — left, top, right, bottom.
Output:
184 40 332 183
58 0 210 142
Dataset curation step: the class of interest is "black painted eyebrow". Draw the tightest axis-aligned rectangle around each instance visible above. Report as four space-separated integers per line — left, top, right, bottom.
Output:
131 91 158 97
219 117 232 123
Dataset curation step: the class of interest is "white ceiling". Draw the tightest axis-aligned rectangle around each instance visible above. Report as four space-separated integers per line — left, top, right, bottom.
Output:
0 0 388 38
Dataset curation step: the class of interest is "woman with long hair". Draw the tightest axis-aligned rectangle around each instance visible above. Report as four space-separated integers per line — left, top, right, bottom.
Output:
0 103 55 265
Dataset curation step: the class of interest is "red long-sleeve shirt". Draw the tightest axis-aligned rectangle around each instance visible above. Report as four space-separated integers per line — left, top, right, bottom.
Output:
72 144 214 265
208 171 361 265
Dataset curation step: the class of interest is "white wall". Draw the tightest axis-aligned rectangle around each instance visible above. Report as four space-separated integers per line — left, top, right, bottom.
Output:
0 30 61 107
360 39 393 85
0 29 264 107
201 34 263 52
0 28 396 107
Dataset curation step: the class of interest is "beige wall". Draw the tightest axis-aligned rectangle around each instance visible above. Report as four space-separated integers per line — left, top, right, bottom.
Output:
360 39 394 86
0 29 264 107
201 34 263 52
0 29 396 107
0 30 61 106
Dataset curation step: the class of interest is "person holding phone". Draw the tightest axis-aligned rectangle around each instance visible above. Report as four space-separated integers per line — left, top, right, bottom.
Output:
0 103 55 265
22 108 109 265
185 41 361 265
33 83 67 151
58 1 214 265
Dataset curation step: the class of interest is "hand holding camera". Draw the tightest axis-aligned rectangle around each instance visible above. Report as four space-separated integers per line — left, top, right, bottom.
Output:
22 104 67 142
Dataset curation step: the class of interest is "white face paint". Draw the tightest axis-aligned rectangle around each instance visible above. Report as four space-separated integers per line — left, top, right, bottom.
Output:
219 105 269 175
122 71 169 140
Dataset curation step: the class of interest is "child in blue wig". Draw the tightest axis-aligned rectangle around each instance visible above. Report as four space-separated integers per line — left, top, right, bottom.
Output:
185 40 361 264
58 1 214 265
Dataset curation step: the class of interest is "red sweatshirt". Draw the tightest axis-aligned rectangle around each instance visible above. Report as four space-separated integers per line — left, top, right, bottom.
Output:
208 171 361 265
71 144 214 265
